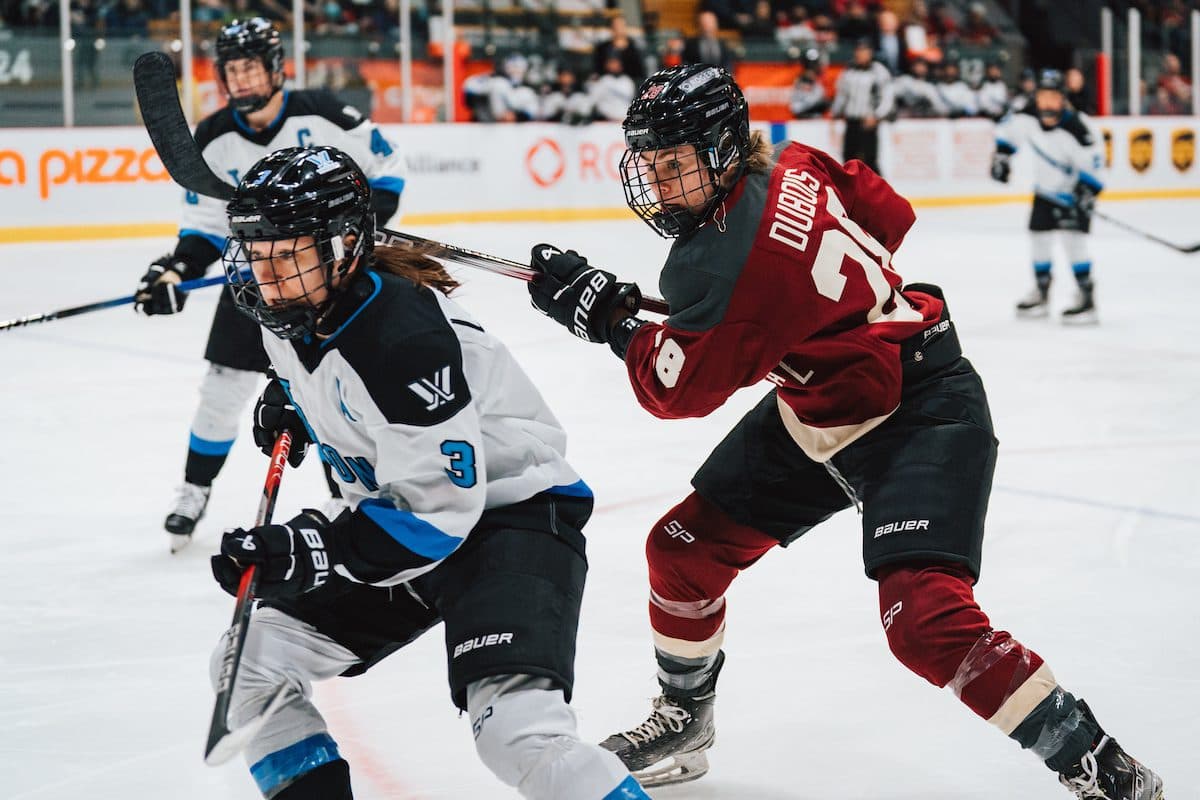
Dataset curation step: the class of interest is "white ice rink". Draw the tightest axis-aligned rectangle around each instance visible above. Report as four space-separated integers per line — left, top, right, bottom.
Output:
2 201 1198 800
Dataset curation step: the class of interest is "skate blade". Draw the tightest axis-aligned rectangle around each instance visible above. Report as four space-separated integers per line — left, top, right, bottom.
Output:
632 749 710 788
1060 310 1098 325
169 533 193 554
1016 306 1049 319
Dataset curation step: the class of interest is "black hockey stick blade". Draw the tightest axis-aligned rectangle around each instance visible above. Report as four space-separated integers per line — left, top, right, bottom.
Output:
1093 209 1200 254
134 51 234 201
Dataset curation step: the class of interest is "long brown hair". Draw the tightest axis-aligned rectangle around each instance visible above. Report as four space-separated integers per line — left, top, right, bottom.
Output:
369 243 460 295
744 130 774 174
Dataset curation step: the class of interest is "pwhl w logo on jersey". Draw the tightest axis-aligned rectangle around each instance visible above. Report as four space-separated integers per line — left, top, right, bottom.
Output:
408 367 455 411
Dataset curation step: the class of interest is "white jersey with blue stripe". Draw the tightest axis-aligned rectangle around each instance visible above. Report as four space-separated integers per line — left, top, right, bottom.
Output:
262 269 587 587
180 89 407 255
995 107 1105 204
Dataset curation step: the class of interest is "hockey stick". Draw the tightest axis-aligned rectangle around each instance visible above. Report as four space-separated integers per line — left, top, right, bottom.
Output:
204 430 293 766
0 274 227 332
1093 209 1200 254
131 51 672 315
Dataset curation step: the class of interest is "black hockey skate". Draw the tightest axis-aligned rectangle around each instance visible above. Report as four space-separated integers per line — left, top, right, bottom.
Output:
1058 701 1164 800
1061 281 1098 325
165 482 210 552
600 652 722 788
1016 284 1050 318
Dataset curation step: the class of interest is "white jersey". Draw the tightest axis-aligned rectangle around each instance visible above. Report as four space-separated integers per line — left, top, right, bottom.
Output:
180 90 407 260
995 107 1106 203
263 269 587 587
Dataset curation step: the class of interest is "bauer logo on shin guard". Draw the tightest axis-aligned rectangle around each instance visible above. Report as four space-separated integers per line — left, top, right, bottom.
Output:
453 632 514 659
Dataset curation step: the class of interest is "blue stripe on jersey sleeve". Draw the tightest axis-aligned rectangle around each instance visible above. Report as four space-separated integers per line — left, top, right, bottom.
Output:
179 228 227 252
188 432 235 456
358 498 464 561
249 733 340 794
369 176 407 195
548 479 593 498
1077 171 1103 190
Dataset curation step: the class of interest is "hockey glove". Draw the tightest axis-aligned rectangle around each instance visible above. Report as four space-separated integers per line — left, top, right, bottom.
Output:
253 377 311 468
211 510 335 599
135 255 189 315
528 244 641 344
1073 180 1099 219
989 151 1011 183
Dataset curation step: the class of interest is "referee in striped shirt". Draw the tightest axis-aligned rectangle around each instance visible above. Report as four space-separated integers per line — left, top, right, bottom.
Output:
831 38 895 174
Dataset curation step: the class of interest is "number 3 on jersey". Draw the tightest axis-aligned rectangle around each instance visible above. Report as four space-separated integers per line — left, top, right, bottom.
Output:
441 440 477 488
810 189 923 324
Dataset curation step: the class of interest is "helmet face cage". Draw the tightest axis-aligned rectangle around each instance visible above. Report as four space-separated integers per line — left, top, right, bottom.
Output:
216 17 285 114
224 146 373 339
621 65 750 238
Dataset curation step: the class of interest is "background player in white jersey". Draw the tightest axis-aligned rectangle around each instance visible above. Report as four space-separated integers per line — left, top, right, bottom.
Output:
206 145 649 800
133 17 407 551
990 68 1105 323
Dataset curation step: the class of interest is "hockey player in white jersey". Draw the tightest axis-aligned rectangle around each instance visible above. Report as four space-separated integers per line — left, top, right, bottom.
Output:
991 68 1105 323
133 17 407 551
206 145 651 800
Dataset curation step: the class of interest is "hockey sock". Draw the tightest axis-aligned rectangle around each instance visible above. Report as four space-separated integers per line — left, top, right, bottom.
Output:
1071 262 1093 289
656 648 722 698
269 756 352 799
183 433 233 486
1033 265 1052 291
251 734 346 799
1009 686 1099 773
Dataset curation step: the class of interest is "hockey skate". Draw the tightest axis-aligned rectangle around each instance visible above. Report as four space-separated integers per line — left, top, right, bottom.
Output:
1061 282 1098 325
165 482 210 552
1016 284 1050 318
1058 701 1164 800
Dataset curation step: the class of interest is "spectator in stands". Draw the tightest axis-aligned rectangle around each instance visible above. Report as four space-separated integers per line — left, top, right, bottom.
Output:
789 47 828 118
590 53 638 120
831 38 893 173
539 67 593 124
837 0 875 42
776 4 816 47
70 0 101 89
960 2 997 46
592 14 646 86
1064 67 1095 114
935 59 977 117
463 52 539 123
103 0 149 35
683 10 734 72
928 1 958 45
893 57 948 117
976 61 1009 119
740 0 776 42
809 12 837 46
873 9 908 76
1156 53 1192 112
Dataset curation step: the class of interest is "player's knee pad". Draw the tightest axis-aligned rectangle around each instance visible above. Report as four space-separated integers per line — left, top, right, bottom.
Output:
468 674 628 800
1030 231 1055 264
191 363 260 443
877 563 1045 720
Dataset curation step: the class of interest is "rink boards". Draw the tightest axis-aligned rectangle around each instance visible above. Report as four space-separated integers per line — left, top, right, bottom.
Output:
0 116 1197 243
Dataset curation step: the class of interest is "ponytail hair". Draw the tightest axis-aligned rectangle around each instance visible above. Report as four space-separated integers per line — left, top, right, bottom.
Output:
369 243 460 295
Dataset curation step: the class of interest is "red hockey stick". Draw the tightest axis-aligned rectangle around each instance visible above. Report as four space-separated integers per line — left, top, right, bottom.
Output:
204 430 293 766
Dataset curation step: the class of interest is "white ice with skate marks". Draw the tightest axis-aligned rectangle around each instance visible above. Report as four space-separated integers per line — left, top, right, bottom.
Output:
1 200 1198 799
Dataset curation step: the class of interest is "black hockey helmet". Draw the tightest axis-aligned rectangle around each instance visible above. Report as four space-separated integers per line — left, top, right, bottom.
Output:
215 17 284 113
1036 68 1065 93
1034 68 1067 126
223 146 373 339
620 64 751 238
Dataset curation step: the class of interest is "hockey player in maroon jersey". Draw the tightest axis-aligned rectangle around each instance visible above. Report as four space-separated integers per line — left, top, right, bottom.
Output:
525 65 1164 799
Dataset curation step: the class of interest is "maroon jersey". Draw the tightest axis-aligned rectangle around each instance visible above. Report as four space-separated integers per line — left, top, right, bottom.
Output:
624 141 945 459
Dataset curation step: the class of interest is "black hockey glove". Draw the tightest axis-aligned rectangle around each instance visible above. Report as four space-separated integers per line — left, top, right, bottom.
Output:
989 151 1011 183
528 244 641 344
134 255 189 315
211 510 335 599
253 377 311 468
1073 180 1099 219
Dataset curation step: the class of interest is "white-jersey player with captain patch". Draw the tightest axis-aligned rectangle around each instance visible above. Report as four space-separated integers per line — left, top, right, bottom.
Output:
132 17 407 552
990 68 1105 324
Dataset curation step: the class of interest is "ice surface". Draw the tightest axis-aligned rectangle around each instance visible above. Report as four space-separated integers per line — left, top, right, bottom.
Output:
2 201 1198 799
